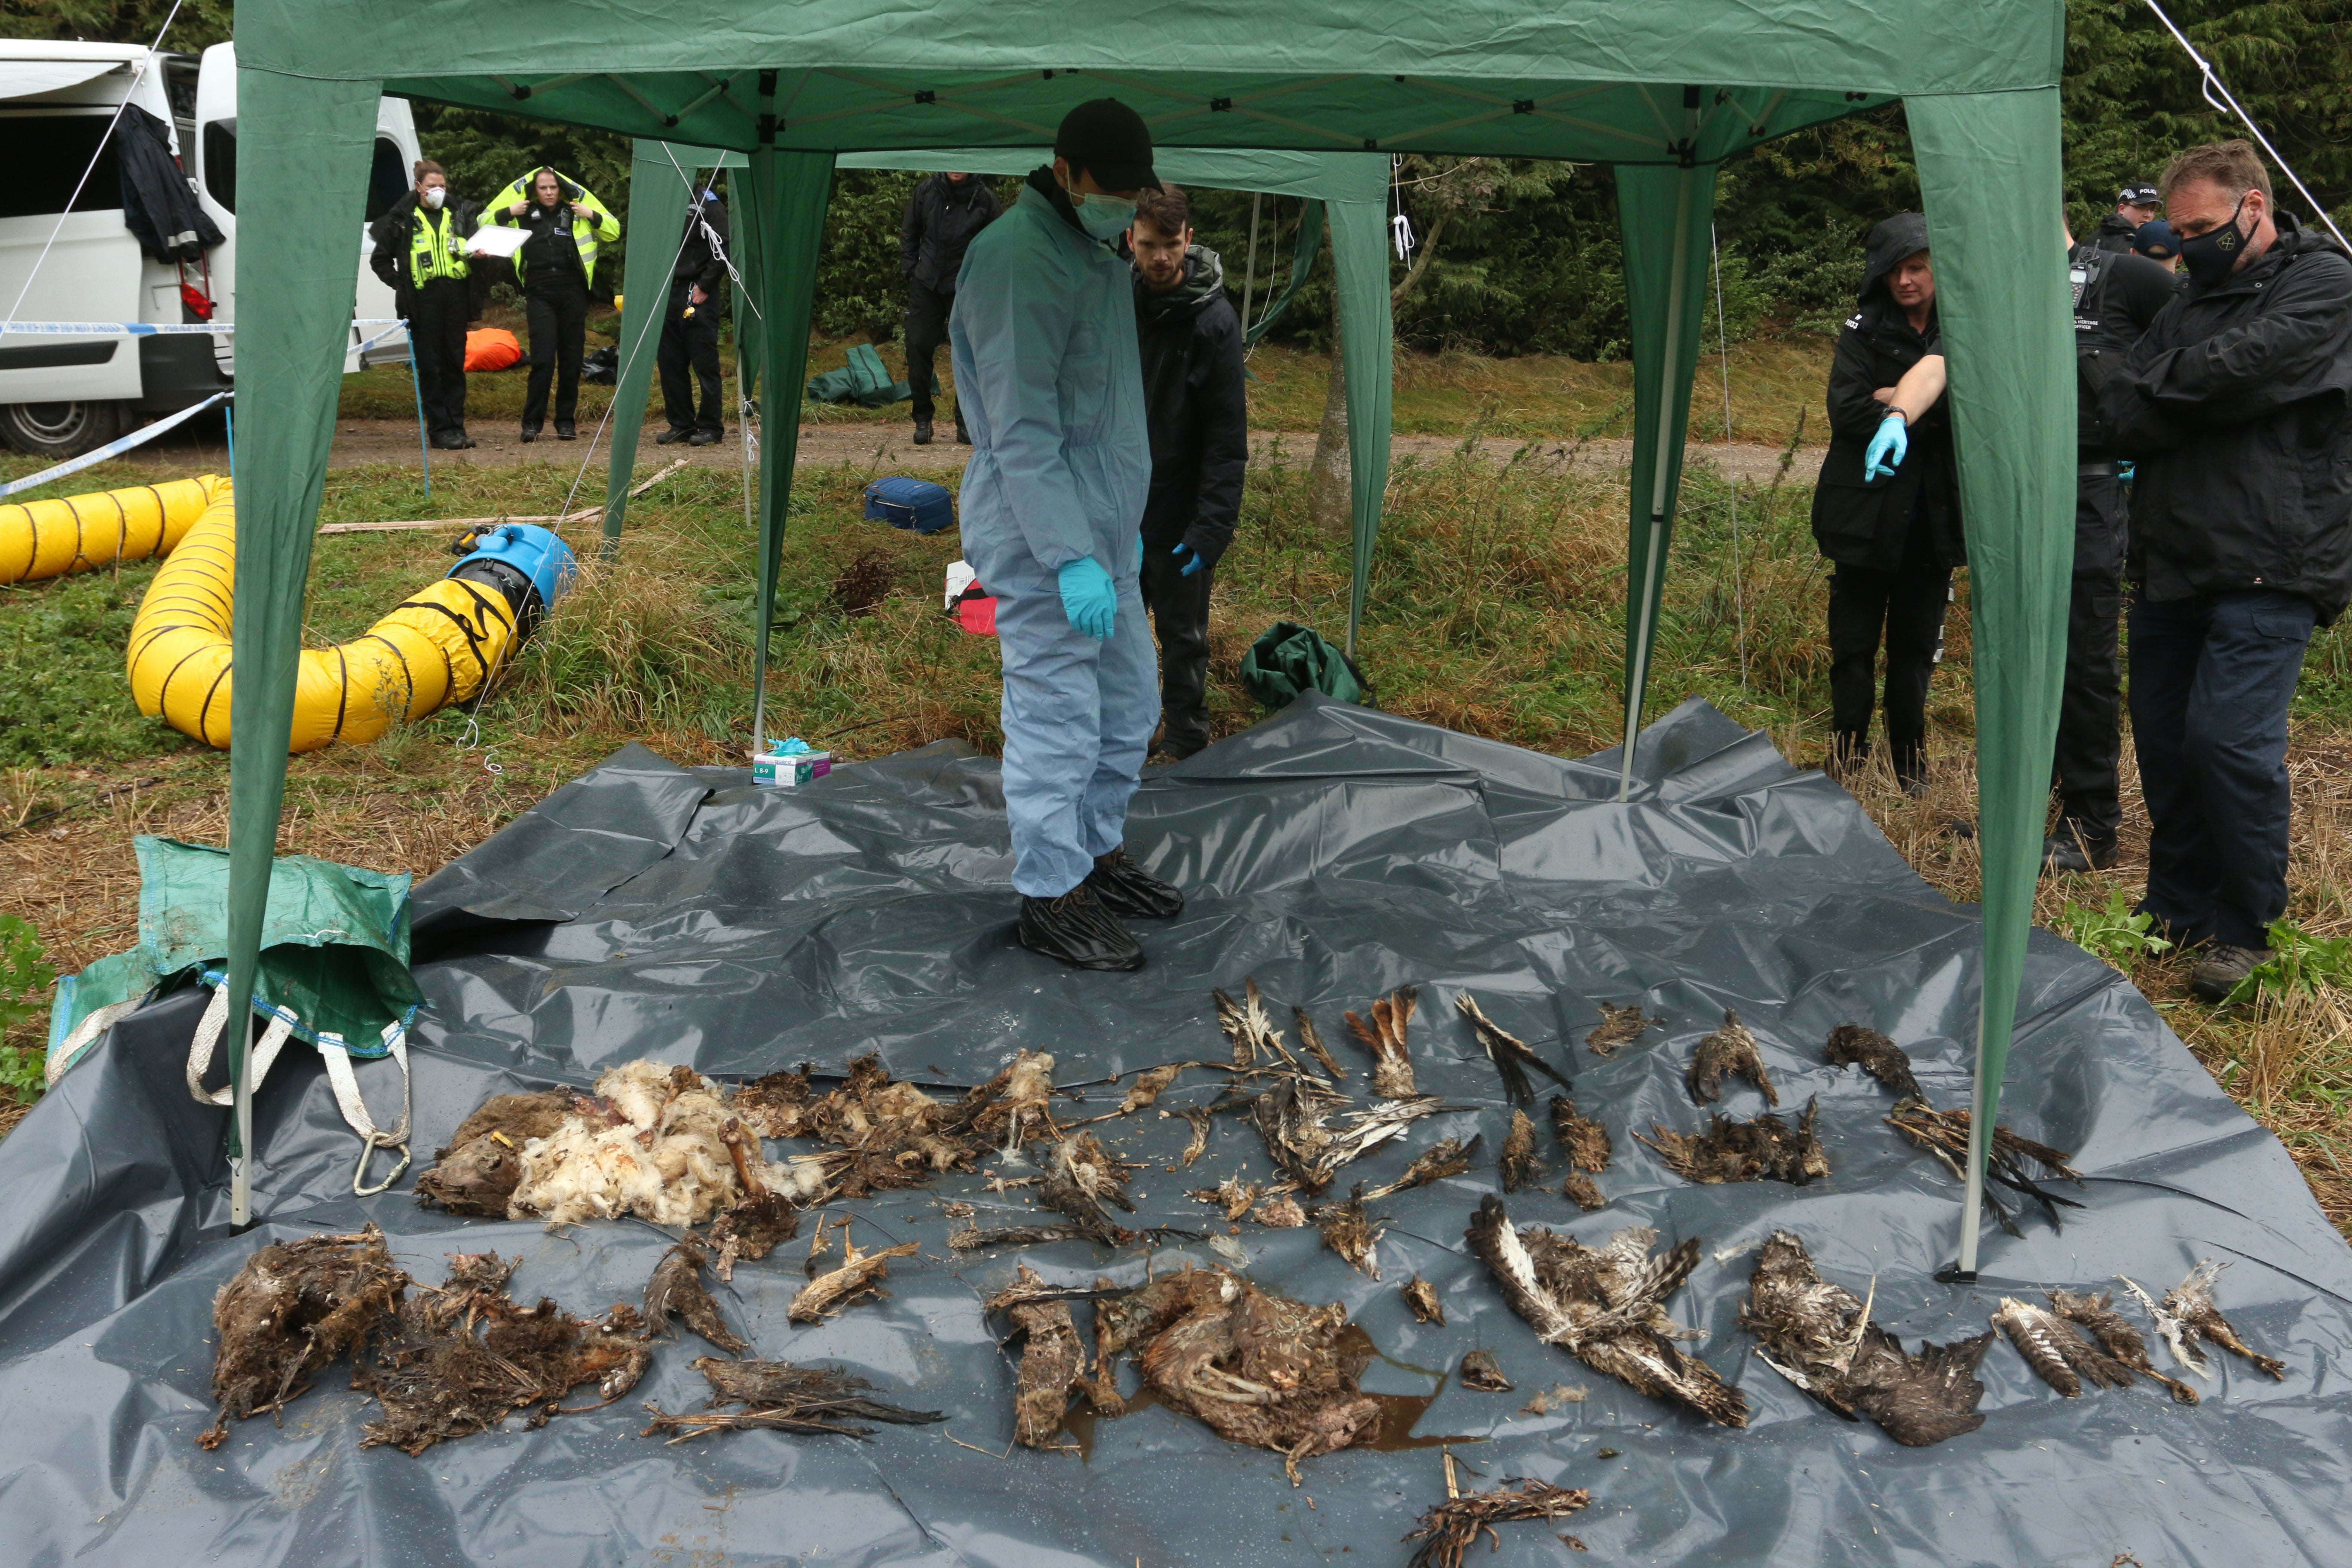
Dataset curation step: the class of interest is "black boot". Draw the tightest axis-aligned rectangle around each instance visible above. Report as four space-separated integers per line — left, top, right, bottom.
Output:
1084 848 1183 920
2041 828 2118 875
912 418 934 445
955 417 972 445
519 424 540 444
1017 886 1145 971
655 426 692 446
555 420 577 441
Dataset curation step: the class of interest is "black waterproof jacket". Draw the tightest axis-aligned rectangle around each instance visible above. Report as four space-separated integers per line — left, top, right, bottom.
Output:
902 173 1001 293
1134 243 1248 565
2101 213 2352 622
2092 211 2142 256
116 105 223 263
672 193 730 297
1810 214 1965 573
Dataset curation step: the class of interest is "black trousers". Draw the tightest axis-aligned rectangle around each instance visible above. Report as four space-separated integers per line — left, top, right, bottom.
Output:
2053 471 2128 842
657 279 724 437
522 276 589 430
905 281 954 426
1139 533 1215 754
1827 523 1952 780
407 279 469 439
2130 589 2316 950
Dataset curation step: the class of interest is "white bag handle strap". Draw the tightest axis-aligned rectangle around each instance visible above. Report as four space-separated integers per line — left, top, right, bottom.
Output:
46 998 144 1088
185 984 294 1108
319 1022 412 1196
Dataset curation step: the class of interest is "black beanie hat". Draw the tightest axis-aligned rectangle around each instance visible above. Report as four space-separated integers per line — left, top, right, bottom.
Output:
1054 98 1156 193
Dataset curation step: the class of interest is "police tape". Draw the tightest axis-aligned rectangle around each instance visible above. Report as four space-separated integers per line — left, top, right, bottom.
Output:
0 390 230 499
0 319 406 336
0 319 416 499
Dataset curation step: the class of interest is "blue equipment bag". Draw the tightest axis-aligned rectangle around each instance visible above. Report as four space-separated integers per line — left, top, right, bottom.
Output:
864 477 956 535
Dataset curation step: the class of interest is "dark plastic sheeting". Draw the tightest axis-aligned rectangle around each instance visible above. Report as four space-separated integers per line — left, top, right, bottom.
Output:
3 695 2349 1567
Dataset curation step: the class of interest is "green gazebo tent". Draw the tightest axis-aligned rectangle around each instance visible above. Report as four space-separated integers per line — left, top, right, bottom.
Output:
228 0 2073 1273
595 144 1395 740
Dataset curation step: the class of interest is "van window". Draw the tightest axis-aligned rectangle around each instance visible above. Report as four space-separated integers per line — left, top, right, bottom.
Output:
202 121 236 214
0 114 123 219
364 137 408 223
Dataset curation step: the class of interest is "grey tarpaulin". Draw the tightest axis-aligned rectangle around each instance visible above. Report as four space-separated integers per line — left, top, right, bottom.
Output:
2 696 2348 1566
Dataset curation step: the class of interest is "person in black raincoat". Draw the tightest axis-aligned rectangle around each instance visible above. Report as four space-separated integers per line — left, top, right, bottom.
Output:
2098 140 2352 1000
2093 181 2164 255
900 171 1001 444
2046 216 2180 871
369 159 481 450
655 184 730 447
1808 212 1965 794
1128 182 1246 761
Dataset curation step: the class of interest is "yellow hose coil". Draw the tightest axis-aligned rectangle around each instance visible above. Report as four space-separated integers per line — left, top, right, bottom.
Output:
126 487 525 752
0 473 229 585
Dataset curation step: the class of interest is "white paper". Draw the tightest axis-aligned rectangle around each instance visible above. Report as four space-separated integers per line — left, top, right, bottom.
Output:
466 225 530 259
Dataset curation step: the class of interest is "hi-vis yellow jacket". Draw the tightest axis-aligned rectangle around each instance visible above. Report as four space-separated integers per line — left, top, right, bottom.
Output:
484 169 620 288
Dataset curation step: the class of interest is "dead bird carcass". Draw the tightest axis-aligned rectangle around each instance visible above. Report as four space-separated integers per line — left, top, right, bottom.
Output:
1685 1011 1778 1106
643 1356 946 1443
2121 1259 2288 1382
1464 1195 1747 1427
1739 1231 1991 1447
1088 1265 1384 1482
1636 1097 1828 1186
1456 992 1571 1107
202 1224 407 1449
355 1253 651 1457
425 1060 822 1228
1887 1104 2085 1236
1822 1023 1925 1101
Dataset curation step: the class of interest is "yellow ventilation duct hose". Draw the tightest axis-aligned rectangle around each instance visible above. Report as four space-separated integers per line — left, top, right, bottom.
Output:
126 487 529 752
0 474 229 585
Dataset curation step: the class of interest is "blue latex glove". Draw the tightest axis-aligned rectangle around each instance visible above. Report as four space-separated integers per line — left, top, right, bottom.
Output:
1058 557 1117 640
1171 542 1205 577
1862 413 1908 484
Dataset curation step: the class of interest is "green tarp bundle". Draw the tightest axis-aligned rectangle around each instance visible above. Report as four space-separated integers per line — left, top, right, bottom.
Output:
231 0 2073 1264
47 836 418 1080
805 340 910 406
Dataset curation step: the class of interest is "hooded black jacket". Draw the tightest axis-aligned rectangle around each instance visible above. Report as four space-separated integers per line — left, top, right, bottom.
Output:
1810 213 1965 572
2100 213 2352 622
1134 243 1248 564
2092 210 2143 256
901 173 1002 293
672 192 730 297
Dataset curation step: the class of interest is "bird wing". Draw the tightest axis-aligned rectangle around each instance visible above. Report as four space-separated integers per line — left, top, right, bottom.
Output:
1465 1194 1577 1344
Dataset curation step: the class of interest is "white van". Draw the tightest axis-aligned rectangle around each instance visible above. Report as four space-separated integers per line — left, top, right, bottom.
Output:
0 40 419 456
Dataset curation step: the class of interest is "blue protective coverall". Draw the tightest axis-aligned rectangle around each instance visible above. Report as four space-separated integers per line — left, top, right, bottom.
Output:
950 181 1158 898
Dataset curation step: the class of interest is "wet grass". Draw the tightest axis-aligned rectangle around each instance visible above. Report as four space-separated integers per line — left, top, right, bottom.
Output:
3 418 2350 1227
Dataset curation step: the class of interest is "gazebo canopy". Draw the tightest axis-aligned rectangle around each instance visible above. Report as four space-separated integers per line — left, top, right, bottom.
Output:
228 0 2073 1268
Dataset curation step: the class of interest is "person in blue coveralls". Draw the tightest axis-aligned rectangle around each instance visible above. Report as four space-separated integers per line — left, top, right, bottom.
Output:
949 99 1185 972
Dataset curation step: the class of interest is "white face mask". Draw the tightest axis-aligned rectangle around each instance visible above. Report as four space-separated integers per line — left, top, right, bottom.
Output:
422 187 445 210
1071 190 1136 242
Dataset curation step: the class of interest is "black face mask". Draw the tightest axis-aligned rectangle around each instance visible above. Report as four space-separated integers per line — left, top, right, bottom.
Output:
2177 193 2252 289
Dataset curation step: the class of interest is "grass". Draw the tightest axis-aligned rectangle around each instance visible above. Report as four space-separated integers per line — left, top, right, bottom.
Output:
335 310 1838 450
4 383 2352 1231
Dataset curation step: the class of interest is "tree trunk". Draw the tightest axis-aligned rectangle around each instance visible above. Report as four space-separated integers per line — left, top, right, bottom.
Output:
1309 320 1349 536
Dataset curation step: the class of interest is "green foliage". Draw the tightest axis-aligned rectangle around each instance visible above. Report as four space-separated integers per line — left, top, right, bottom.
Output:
2061 888 2177 970
0 914 56 1103
0 572 190 766
2226 920 2352 1006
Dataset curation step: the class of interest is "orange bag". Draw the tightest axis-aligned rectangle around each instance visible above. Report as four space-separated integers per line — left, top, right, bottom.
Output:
463 327 522 372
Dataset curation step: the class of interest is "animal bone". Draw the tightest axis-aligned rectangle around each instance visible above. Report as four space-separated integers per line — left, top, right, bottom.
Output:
788 1233 921 1323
